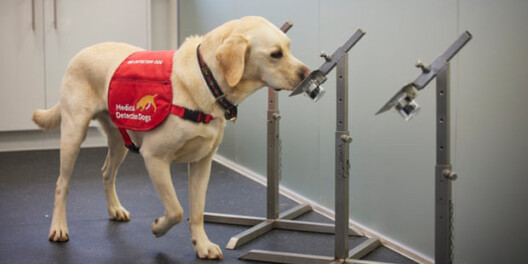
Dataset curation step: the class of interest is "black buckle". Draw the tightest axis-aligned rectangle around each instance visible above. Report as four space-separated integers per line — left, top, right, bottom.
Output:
224 107 237 122
184 109 204 123
126 143 140 153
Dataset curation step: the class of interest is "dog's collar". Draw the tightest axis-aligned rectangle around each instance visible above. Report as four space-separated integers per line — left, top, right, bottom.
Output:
196 44 238 121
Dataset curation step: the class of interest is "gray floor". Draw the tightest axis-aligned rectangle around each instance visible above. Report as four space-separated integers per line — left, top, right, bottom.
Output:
0 148 417 264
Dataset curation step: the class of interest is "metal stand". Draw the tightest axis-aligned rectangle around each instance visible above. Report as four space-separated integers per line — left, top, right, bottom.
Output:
204 22 360 251
204 84 353 249
239 29 393 264
377 31 472 264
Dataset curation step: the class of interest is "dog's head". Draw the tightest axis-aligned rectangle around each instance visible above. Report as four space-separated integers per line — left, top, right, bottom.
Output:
203 16 310 101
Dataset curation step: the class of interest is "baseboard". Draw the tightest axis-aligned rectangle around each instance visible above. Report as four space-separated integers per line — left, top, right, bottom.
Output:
0 127 106 152
213 154 433 264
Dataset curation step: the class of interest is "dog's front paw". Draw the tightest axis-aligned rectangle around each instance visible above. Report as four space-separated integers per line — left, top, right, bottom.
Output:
108 206 131 221
49 224 69 242
151 217 170 237
194 240 223 260
151 213 182 237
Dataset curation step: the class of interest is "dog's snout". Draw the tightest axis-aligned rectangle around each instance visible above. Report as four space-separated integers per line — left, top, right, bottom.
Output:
298 66 311 81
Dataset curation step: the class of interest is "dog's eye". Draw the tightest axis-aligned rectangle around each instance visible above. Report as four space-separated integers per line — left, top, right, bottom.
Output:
270 51 283 59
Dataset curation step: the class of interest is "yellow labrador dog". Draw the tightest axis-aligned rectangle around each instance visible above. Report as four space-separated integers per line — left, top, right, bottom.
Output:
32 16 309 259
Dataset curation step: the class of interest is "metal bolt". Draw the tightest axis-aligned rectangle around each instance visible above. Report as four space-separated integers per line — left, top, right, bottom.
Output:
443 169 458 180
272 113 281 120
340 134 352 143
415 60 431 73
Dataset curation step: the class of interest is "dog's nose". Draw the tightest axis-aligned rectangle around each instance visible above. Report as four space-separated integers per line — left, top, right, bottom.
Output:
298 66 311 81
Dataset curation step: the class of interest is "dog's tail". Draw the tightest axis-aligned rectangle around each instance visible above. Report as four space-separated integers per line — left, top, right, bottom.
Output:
32 103 61 130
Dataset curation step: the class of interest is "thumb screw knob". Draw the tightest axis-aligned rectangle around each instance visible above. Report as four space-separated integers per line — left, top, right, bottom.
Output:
415 60 431 73
443 169 458 180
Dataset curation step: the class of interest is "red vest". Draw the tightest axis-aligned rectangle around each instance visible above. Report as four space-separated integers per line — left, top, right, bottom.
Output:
108 50 213 152
109 50 175 131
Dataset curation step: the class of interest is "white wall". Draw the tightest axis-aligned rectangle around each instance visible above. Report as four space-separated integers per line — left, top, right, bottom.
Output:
180 1 528 263
0 0 176 152
455 0 528 262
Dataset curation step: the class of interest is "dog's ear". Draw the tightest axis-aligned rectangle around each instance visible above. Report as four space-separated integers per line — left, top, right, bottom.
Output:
215 35 250 87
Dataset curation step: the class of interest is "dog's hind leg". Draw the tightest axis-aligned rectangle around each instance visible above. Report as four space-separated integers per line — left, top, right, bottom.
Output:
98 116 130 221
48 108 92 242
143 155 184 237
188 153 223 259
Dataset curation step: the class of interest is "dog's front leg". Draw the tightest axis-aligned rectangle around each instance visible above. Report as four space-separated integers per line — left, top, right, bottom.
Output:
188 153 223 260
143 155 184 237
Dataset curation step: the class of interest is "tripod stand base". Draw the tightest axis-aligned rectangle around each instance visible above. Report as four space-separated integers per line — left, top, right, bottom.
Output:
204 203 360 249
240 238 390 264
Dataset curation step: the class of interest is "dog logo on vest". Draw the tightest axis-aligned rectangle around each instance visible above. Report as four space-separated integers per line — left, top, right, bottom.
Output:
136 94 158 113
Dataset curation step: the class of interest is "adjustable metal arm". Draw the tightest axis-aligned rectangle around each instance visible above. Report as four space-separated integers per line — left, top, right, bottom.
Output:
318 29 367 76
289 29 366 99
413 31 472 90
375 31 472 116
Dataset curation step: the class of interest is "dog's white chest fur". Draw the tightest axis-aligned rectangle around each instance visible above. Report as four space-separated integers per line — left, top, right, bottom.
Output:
135 115 225 163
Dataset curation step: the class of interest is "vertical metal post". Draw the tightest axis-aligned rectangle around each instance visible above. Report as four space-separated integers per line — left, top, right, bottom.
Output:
267 88 280 219
435 64 453 264
335 54 350 260
266 20 291 220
